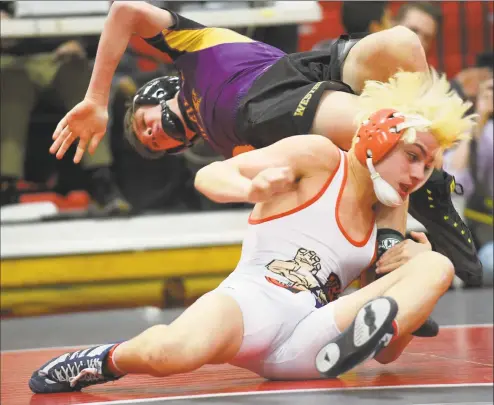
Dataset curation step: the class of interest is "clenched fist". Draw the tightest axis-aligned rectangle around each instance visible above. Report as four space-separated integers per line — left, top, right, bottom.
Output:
247 167 296 204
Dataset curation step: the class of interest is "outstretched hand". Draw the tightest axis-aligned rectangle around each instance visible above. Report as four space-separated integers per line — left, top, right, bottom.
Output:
50 99 109 164
376 231 432 274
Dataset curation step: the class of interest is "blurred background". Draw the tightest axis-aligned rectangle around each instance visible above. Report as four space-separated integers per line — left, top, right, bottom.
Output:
1 1 492 318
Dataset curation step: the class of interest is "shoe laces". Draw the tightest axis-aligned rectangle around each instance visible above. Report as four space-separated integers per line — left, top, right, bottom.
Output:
50 358 103 387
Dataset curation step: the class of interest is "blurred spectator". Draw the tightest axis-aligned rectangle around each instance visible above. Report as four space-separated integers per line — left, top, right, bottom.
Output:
393 2 442 56
394 3 491 113
393 3 490 117
249 24 299 54
341 1 392 34
0 2 130 215
312 1 391 50
393 3 492 285
443 77 493 285
451 52 494 111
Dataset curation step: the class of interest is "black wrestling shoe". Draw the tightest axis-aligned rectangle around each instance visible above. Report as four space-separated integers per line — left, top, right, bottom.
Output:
315 297 398 378
412 316 439 337
29 344 122 393
408 169 483 287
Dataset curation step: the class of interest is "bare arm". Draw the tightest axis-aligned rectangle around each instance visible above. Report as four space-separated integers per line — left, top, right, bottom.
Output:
194 135 339 204
86 1 175 106
310 90 361 151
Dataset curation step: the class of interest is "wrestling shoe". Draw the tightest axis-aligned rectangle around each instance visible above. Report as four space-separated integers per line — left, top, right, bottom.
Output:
412 316 439 337
315 296 398 378
408 169 483 287
29 344 122 393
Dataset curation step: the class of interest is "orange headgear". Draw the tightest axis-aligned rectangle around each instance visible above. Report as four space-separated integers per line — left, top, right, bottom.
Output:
354 108 432 207
354 109 406 165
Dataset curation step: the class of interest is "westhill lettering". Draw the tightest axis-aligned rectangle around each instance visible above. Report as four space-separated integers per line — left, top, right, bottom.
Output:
294 82 323 117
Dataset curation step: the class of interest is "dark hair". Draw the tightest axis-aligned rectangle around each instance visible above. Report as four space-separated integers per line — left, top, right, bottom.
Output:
341 1 388 34
476 51 493 70
123 105 166 160
395 2 443 26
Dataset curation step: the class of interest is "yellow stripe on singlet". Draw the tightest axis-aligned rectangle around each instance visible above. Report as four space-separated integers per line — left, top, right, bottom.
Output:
162 27 253 53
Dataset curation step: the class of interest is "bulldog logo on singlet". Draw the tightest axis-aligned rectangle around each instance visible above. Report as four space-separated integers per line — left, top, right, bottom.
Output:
265 247 336 307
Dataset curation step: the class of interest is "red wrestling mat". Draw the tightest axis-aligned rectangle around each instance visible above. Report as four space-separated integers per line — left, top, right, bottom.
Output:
2 325 492 405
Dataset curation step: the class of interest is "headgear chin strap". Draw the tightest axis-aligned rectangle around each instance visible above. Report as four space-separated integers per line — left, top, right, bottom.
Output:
355 109 432 207
366 157 403 207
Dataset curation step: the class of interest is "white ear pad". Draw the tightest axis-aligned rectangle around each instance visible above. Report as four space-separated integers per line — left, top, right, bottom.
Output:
366 158 403 207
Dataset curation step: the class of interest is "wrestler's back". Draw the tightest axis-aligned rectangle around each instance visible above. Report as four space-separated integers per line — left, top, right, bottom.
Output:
176 39 284 156
144 10 286 156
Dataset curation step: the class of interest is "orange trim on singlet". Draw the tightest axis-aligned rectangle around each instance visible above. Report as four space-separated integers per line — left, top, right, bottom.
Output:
248 152 342 225
335 154 376 247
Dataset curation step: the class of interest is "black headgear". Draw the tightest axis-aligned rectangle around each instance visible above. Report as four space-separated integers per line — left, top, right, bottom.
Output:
132 76 193 149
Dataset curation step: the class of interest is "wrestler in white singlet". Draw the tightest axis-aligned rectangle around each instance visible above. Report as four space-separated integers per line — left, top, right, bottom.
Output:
209 150 377 380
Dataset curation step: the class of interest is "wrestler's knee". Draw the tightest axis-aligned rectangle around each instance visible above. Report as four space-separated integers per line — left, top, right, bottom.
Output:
386 26 421 46
412 251 455 290
343 26 427 92
378 26 425 64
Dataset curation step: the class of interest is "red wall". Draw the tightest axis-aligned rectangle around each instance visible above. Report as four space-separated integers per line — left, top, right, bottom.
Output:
298 1 493 78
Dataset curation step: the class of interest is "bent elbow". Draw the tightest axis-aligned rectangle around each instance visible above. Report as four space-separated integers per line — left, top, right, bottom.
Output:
193 166 209 194
110 1 135 15
194 163 222 201
109 1 141 29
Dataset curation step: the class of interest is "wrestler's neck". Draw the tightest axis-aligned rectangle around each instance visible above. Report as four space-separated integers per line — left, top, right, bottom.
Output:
346 151 379 208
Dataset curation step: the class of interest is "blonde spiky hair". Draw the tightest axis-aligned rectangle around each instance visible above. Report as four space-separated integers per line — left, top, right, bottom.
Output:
356 69 477 149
